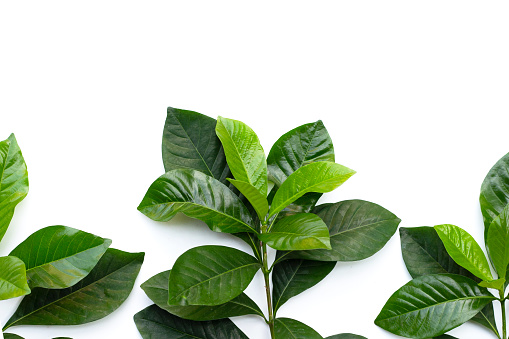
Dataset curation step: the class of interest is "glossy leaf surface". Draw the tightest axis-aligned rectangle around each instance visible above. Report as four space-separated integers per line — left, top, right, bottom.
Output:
288 200 400 261
480 152 509 234
0 256 30 300
141 270 263 320
10 225 112 289
269 162 355 217
0 134 29 243
162 107 230 184
274 318 322 339
228 179 268 220
260 213 330 251
4 249 144 329
272 259 335 313
267 120 334 187
325 335 367 339
138 169 256 233
134 304 249 339
4 334 24 339
375 274 495 339
434 224 494 282
487 204 509 279
216 116 267 195
168 245 261 306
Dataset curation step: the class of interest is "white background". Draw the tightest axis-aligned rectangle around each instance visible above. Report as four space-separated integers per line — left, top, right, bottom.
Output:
0 1 508 338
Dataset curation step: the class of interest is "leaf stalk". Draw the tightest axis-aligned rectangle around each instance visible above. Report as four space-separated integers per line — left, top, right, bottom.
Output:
261 225 275 339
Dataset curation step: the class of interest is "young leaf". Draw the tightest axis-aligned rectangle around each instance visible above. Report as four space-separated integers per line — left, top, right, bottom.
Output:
272 259 335 313
487 204 509 279
479 278 505 290
138 169 256 234
269 162 355 218
375 274 496 339
168 245 261 306
3 248 144 330
162 107 230 184
141 270 264 320
434 224 494 282
134 304 249 339
259 213 331 251
287 200 400 261
325 335 367 339
0 134 29 243
215 116 268 196
274 318 323 339
9 225 112 289
0 256 30 300
228 179 269 220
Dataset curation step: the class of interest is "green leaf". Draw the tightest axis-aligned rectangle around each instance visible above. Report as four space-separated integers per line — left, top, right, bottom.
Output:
138 169 256 234
134 304 249 339
9 225 112 289
0 256 30 300
4 334 24 339
216 116 267 195
0 134 29 243
228 179 268 220
274 318 323 339
325 335 367 339
259 213 331 251
434 224 494 282
3 248 144 330
479 278 505 289
141 270 264 320
487 204 509 279
375 274 496 339
269 162 355 218
168 245 261 306
287 200 400 261
272 259 335 313
162 107 230 184
267 120 334 187
480 152 509 235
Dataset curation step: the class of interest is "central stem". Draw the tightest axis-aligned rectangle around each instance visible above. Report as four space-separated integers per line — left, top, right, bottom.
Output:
261 225 275 338
501 290 507 339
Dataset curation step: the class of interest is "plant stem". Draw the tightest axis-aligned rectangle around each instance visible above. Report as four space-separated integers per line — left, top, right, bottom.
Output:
501 290 507 339
261 225 275 339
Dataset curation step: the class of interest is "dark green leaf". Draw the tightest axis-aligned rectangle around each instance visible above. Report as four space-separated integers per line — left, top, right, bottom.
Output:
3 248 144 329
0 134 29 243
375 274 496 339
274 318 322 339
434 224 493 282
233 232 262 262
480 152 509 235
260 213 331 251
168 245 261 306
138 169 256 234
134 304 249 339
216 116 268 196
162 107 230 184
269 162 355 218
228 179 268 220
324 335 367 339
288 200 400 261
10 225 111 289
141 270 264 320
3 334 24 339
487 204 509 279
272 259 335 313
0 256 30 300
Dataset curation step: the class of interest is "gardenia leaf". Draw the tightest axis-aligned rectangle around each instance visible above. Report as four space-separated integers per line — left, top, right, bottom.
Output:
168 245 261 306
227 179 269 220
434 224 494 282
259 213 331 251
0 134 29 243
216 116 267 196
375 274 496 339
4 334 24 339
487 204 509 279
325 335 367 339
134 304 249 339
162 107 230 184
3 248 144 330
0 256 30 300
274 318 323 339
138 169 256 234
9 225 112 289
141 270 264 321
269 162 355 218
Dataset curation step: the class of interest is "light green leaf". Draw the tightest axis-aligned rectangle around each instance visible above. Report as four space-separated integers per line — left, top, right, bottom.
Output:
269 162 355 218
259 213 331 251
216 116 267 195
434 224 494 282
487 204 509 279
0 134 29 243
138 169 256 234
10 225 112 289
168 245 261 306
228 179 268 220
479 278 505 290
274 318 323 339
0 256 30 300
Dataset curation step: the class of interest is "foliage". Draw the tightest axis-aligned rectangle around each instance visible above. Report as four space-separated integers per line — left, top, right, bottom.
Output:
135 107 401 338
